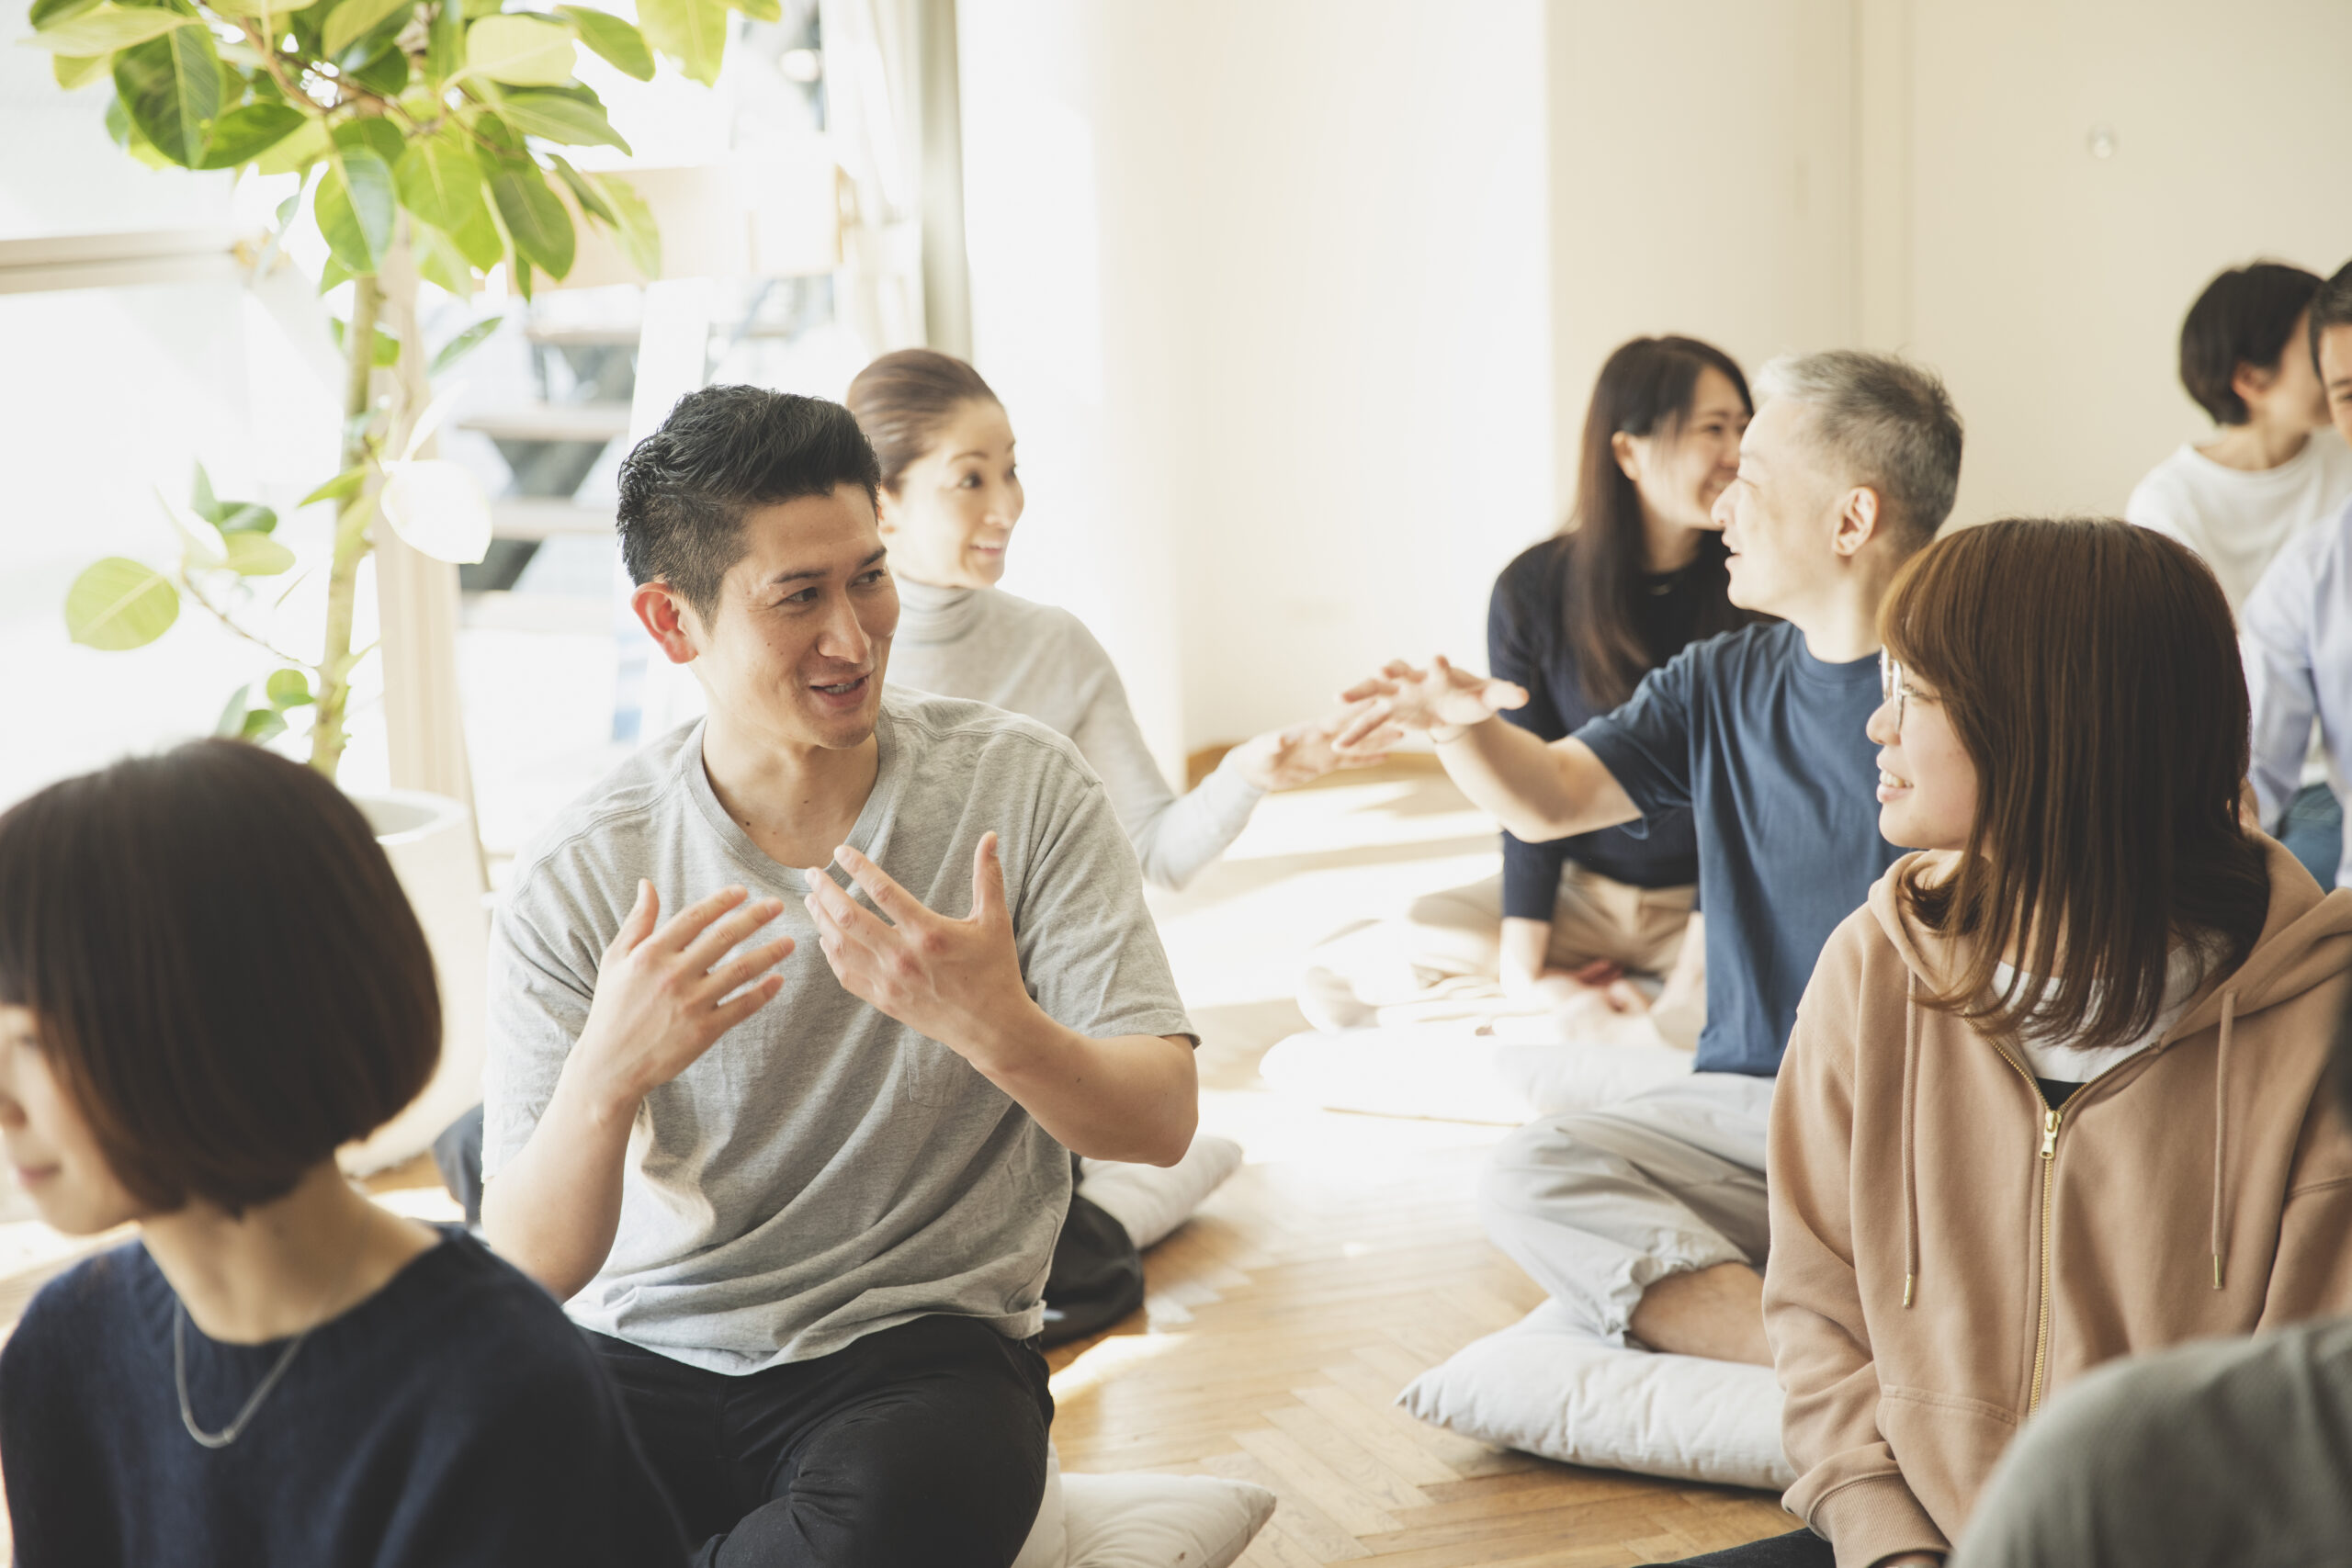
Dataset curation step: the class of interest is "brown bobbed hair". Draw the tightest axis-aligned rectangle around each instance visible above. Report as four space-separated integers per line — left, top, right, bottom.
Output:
0 740 440 1213
1562 336 1755 708
844 348 1001 492
1883 518 2270 1055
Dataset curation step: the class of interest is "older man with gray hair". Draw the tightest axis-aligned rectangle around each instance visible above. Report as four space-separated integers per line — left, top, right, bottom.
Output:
1340 350 1962 1382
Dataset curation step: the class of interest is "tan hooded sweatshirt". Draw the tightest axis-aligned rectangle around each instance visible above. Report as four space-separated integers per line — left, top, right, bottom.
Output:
1764 838 2352 1567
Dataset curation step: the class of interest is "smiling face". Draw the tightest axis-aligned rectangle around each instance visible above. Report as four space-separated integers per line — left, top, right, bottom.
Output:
1866 656 1980 851
1618 366 1750 534
0 1005 144 1235
641 483 901 753
874 398 1023 588
1709 396 1849 616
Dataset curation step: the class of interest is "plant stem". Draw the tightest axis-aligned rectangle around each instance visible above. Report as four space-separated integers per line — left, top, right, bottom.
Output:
311 271 381 781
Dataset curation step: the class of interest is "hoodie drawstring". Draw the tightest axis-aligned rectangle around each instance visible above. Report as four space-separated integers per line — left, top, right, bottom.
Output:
1903 970 1921 1307
2211 989 2237 1291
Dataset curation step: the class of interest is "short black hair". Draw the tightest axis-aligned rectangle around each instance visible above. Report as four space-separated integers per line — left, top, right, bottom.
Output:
616 386 884 621
0 740 440 1213
2310 260 2352 371
2179 262 2323 425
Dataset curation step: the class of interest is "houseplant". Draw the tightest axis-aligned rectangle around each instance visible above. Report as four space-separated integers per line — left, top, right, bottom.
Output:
29 0 762 778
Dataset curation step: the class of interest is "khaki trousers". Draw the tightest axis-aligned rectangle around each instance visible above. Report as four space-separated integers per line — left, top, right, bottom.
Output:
1299 864 1697 1033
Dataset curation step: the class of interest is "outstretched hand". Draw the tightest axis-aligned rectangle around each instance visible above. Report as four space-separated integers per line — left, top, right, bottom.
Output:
1332 656 1528 746
575 883 794 1107
803 835 1040 1062
1233 699 1408 791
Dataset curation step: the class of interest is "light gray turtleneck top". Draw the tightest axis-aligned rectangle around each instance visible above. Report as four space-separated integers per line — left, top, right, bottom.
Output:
888 579 1264 890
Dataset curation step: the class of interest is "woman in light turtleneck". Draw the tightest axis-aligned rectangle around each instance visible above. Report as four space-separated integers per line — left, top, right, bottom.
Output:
846 349 1391 891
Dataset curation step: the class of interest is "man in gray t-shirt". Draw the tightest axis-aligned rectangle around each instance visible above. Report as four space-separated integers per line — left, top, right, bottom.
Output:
481 388 1198 1568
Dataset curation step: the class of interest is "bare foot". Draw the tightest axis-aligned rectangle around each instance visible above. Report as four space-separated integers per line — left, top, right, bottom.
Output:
1628 1261 1771 1365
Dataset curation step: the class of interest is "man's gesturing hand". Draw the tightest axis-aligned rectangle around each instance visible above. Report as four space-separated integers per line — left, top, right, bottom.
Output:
1332 655 1529 746
573 883 793 1110
804 835 1039 1064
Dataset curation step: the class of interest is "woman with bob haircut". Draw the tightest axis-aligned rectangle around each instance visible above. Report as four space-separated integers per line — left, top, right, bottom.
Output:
0 740 684 1567
1300 334 1752 1035
1684 519 2352 1568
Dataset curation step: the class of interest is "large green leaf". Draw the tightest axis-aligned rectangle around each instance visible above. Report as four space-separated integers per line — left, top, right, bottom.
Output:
29 0 103 27
331 114 403 167
484 155 573 278
239 706 288 743
349 37 407 92
554 5 650 80
546 152 615 223
51 51 112 87
65 558 180 650
266 668 314 708
23 4 194 53
222 532 296 576
497 88 629 152
109 22 219 166
429 313 503 374
424 0 459 82
724 0 777 21
635 0 726 85
320 0 403 58
254 114 327 175
316 147 395 275
410 220 476 295
196 101 303 169
391 134 488 234
464 13 575 85
590 168 659 277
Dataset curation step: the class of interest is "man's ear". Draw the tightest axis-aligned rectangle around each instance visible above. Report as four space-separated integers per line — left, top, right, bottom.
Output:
631 581 701 666
1610 430 1642 483
1830 486 1883 559
873 483 904 537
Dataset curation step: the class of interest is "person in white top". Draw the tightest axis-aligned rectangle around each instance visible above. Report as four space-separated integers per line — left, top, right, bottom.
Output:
2125 260 2352 615
844 349 1398 893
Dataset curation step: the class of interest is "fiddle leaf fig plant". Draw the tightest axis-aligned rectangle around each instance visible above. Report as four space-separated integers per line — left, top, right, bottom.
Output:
28 0 754 780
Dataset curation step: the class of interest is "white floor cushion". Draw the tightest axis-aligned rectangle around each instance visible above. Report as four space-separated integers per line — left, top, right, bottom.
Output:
1012 1446 1277 1568
1397 1300 1796 1492
1012 1445 1068 1568
1079 1134 1244 1249
1062 1472 1277 1568
1259 1024 1692 1125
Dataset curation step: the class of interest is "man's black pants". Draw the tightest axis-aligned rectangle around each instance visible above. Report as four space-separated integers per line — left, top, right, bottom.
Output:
590 1315 1054 1568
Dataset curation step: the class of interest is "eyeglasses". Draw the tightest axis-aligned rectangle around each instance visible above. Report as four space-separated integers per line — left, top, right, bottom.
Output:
1880 651 1923 732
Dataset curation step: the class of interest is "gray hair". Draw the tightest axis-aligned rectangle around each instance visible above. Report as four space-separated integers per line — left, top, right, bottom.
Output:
1755 350 1963 544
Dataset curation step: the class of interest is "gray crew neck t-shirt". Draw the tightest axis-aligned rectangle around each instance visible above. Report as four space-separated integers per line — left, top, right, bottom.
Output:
482 689 1195 1376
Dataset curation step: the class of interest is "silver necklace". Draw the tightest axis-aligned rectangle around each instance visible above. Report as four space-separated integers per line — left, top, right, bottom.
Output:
173 1224 368 1450
174 1300 318 1449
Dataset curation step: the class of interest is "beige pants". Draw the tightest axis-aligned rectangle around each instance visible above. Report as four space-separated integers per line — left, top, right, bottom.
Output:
1299 864 1699 1037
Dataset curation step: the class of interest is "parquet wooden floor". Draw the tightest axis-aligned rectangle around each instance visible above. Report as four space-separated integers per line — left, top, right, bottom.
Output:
1043 1138 1797 1567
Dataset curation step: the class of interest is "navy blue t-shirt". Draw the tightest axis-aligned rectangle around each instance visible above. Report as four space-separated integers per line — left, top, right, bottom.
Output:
1487 536 1711 918
1576 620 1898 1076
0 1228 687 1568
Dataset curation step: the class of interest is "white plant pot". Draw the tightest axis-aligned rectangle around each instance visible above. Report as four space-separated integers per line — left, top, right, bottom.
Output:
341 790 490 1176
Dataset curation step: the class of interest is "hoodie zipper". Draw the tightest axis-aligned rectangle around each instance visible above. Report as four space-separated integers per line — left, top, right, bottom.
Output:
1996 1049 2063 1415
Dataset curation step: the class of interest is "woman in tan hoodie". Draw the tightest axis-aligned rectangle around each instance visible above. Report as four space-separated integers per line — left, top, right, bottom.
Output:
1752 518 2352 1568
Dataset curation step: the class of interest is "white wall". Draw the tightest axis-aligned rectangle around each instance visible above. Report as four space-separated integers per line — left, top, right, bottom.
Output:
1548 0 1860 513
958 0 1553 774
1901 0 2352 527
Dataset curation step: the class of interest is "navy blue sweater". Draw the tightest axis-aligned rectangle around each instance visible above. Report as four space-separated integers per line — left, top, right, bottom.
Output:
1487 536 1708 919
0 1229 686 1568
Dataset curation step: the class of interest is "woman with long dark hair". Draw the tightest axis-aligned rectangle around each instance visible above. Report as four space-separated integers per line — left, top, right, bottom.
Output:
1701 520 2352 1568
1300 336 1752 1035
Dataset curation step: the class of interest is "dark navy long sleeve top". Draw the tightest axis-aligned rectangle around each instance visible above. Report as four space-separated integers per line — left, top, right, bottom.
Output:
1486 536 1707 919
